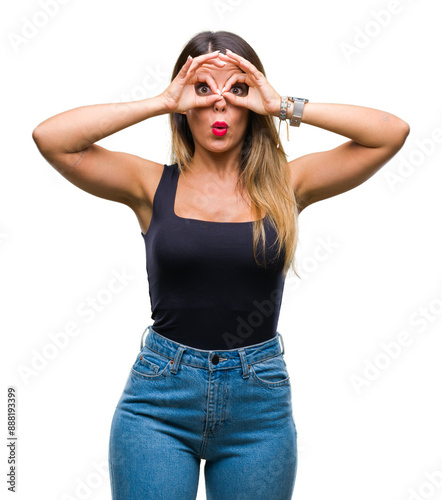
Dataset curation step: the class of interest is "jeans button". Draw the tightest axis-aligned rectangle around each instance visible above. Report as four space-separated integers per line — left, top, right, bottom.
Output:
211 354 219 365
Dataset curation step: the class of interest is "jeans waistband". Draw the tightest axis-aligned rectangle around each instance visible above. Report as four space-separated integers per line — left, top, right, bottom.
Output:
139 325 285 373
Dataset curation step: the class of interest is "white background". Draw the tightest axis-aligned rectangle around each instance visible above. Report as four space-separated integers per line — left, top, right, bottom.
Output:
2 0 442 498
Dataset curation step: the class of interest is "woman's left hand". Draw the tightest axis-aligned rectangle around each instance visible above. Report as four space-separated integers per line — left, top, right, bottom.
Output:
217 49 281 116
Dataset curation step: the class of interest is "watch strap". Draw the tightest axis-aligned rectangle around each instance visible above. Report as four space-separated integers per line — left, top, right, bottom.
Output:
288 97 309 127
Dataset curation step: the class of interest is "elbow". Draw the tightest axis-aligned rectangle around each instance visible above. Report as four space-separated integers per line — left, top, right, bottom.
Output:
32 124 51 153
395 119 410 146
399 119 410 141
388 119 410 152
32 125 44 147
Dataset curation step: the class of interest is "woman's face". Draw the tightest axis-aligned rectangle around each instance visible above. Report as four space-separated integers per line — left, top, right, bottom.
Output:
183 59 250 155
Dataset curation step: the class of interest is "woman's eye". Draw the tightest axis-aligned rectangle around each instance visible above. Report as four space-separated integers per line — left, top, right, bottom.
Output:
230 85 248 96
196 85 212 95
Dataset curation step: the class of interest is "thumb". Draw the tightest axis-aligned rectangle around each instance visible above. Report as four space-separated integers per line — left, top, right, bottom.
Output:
196 93 225 108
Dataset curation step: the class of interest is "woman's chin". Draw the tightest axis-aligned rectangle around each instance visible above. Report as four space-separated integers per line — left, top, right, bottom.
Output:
205 137 241 153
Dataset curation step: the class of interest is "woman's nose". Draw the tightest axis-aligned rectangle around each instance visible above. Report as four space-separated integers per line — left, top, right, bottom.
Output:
214 95 227 111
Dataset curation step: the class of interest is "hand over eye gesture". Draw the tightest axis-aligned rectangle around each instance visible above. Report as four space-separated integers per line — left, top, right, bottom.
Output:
159 51 226 114
217 49 281 116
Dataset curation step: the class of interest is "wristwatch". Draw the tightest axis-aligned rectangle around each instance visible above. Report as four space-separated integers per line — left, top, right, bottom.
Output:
288 96 309 127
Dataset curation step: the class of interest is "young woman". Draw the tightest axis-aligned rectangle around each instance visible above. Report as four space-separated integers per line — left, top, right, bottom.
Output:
32 30 409 500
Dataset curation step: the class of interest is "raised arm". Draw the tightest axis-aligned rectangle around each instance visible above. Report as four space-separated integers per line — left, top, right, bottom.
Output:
217 49 410 212
286 102 410 211
32 97 168 206
31 50 226 208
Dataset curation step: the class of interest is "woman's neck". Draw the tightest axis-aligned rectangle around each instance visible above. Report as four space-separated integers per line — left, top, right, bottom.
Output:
188 145 243 179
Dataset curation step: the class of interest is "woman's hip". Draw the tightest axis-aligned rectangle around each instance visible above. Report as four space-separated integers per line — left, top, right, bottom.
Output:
111 324 296 447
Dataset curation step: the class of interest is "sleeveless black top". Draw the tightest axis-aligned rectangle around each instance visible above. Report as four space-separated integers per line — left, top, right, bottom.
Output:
141 163 286 350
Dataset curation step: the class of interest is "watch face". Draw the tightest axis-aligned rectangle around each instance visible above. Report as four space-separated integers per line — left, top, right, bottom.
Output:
289 97 308 103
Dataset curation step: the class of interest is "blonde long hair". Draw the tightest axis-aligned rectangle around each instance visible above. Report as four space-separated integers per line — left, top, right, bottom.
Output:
168 30 301 279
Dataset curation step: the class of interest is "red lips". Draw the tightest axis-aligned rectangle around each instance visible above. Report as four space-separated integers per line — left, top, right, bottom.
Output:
212 121 228 136
212 121 229 128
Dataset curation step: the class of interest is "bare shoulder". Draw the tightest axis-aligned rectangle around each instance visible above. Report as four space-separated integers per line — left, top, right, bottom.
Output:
129 159 166 235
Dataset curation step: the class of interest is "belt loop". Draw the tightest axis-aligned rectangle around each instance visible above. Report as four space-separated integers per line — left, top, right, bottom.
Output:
238 349 250 379
140 325 149 350
278 332 285 355
170 346 186 374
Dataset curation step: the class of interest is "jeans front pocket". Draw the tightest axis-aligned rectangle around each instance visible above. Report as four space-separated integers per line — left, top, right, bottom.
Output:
131 346 172 381
249 353 290 388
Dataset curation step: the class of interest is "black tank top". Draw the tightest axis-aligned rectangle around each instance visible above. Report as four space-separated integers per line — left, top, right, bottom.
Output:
141 163 286 350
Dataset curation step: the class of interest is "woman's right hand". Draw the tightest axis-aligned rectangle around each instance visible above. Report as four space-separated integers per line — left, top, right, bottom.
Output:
159 51 226 114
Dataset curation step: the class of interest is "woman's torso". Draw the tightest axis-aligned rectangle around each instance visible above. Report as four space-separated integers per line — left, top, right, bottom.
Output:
131 162 287 350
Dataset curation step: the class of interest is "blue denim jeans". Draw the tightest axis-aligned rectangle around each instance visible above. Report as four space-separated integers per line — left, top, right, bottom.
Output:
108 325 297 499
